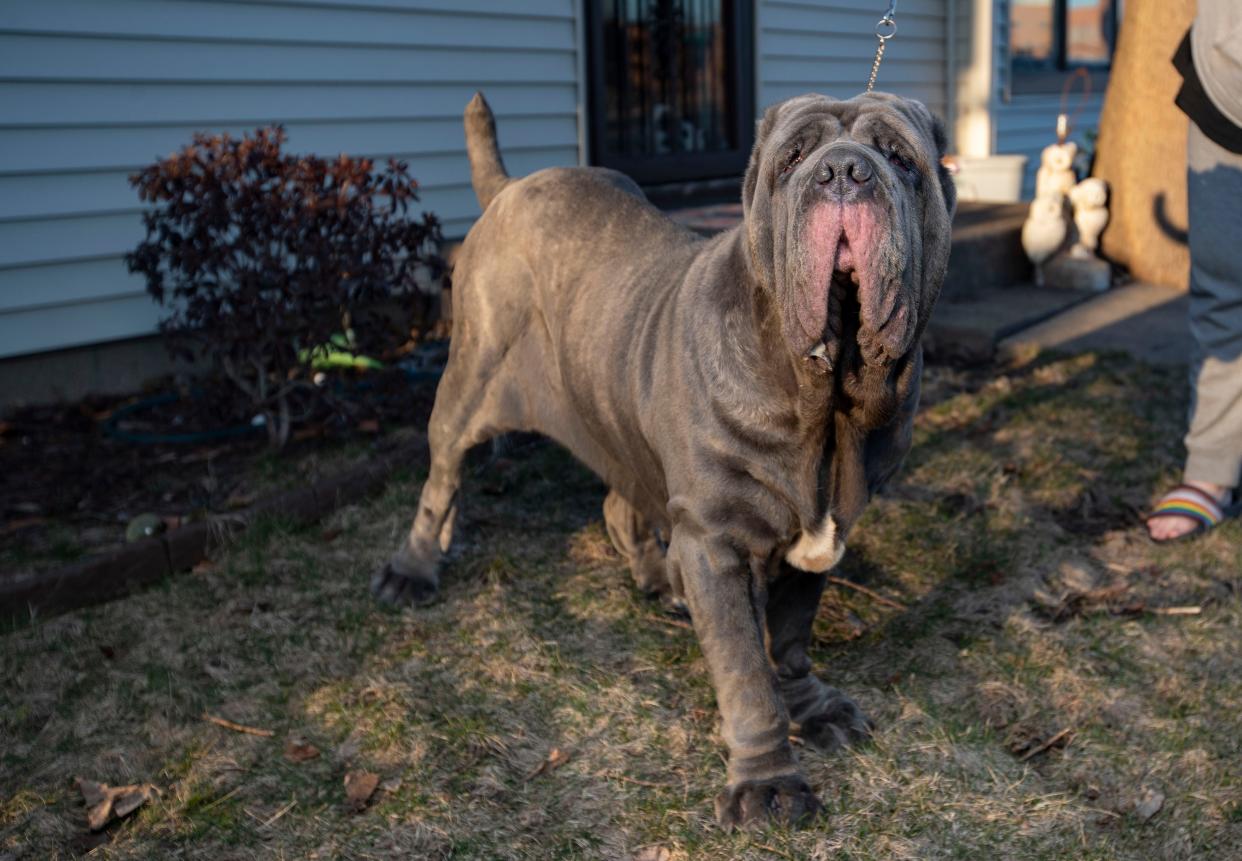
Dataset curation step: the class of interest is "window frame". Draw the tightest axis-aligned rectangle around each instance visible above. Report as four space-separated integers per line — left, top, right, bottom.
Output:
1007 0 1119 97
583 0 756 186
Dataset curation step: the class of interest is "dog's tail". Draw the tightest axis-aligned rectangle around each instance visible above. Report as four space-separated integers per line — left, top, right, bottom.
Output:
464 92 512 211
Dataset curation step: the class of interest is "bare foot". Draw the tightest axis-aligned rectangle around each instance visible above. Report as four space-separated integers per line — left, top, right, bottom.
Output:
1146 480 1232 541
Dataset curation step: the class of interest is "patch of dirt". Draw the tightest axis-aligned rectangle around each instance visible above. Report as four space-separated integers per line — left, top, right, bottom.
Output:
1 364 438 577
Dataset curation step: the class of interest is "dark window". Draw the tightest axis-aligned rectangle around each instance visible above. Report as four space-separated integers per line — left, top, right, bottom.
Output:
1010 0 1120 95
585 0 755 185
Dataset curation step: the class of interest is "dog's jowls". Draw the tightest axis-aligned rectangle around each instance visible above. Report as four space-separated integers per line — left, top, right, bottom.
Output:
371 91 956 830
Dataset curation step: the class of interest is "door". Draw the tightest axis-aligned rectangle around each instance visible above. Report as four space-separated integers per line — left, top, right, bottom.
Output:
585 0 755 185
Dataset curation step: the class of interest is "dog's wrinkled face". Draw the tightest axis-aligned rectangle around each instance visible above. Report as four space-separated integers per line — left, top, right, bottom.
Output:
742 93 956 372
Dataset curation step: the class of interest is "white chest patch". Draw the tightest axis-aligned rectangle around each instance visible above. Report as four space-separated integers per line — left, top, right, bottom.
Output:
784 515 845 573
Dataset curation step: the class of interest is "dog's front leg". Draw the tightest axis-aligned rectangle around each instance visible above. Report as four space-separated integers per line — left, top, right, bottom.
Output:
668 527 822 830
767 568 874 752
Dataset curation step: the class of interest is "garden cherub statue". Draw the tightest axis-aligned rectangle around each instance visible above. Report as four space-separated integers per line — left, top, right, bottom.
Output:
1068 177 1109 258
1022 195 1068 288
1034 140 1078 200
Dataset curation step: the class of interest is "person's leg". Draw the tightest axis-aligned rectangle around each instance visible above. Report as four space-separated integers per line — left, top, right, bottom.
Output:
1148 122 1242 540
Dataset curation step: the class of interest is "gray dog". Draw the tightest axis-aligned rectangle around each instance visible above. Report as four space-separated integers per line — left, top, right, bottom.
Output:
372 91 955 829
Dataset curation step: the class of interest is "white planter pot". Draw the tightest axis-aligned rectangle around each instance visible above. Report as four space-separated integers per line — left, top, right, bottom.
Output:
951 154 1029 203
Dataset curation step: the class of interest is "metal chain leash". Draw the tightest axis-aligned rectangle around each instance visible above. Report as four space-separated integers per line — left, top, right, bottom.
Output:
866 0 899 93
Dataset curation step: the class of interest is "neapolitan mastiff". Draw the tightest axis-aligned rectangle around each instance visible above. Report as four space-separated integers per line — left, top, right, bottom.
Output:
372 91 955 829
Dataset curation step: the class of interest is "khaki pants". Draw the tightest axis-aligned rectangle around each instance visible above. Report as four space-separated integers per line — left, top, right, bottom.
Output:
1184 122 1242 488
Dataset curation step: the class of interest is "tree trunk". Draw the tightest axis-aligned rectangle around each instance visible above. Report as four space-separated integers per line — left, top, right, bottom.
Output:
1092 0 1196 290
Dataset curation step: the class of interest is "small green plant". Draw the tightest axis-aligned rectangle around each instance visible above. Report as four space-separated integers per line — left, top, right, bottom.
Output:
126 127 443 447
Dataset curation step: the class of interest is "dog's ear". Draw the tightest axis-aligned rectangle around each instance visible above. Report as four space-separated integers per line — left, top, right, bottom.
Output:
897 99 956 324
897 97 956 219
740 101 789 293
929 113 956 219
742 102 785 209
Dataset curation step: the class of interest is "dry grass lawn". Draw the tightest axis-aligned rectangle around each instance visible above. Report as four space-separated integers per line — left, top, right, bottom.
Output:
3 352 1241 860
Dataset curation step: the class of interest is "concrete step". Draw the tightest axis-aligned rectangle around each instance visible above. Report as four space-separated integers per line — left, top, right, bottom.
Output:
997 282 1190 366
925 282 1096 364
943 202 1033 301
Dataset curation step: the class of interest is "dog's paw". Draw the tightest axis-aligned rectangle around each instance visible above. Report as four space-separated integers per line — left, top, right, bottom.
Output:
713 775 822 831
370 563 438 607
657 592 690 619
796 691 874 753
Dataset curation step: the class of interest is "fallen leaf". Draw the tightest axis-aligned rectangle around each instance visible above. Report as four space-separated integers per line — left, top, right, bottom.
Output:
75 777 158 831
379 776 402 793
633 848 672 861
111 788 149 819
77 778 107 809
526 747 571 779
1134 788 1165 823
344 770 379 812
283 738 320 763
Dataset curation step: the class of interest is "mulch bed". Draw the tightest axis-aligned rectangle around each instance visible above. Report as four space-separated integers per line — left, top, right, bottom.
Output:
1 364 441 578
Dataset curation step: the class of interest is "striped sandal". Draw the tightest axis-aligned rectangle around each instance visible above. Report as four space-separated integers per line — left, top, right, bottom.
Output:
1145 484 1240 544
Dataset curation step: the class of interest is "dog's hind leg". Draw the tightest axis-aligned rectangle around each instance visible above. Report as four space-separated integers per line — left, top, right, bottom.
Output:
603 490 685 613
766 568 873 752
371 345 518 606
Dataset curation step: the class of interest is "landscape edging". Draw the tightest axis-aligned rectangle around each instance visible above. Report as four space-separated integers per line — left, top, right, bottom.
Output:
1 435 428 621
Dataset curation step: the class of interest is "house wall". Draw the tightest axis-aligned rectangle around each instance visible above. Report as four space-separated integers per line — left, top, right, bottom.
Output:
756 0 950 121
0 0 583 359
994 92 1105 197
990 0 1106 198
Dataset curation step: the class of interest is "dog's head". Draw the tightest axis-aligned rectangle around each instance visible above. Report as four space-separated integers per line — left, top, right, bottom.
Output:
742 93 955 374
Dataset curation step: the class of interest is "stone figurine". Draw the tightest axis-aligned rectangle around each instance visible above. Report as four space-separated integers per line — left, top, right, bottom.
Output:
1022 195 1069 287
1069 177 1110 257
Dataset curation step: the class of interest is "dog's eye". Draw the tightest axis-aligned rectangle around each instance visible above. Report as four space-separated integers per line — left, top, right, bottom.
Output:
780 143 804 175
884 144 914 171
880 141 915 174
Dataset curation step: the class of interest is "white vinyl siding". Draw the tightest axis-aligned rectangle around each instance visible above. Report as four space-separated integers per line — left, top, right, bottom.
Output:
0 0 582 358
757 0 949 120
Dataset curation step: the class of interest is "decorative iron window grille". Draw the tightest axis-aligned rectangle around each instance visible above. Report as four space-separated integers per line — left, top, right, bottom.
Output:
585 0 755 185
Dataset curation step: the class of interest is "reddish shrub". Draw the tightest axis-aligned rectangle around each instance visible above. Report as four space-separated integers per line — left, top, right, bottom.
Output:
126 126 443 447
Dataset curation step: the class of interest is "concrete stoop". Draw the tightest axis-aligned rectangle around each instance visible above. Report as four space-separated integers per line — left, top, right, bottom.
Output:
924 283 1096 364
997 282 1191 366
941 202 1032 300
927 281 1191 366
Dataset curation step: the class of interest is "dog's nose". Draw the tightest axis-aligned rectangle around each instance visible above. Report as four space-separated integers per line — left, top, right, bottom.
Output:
815 150 875 198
